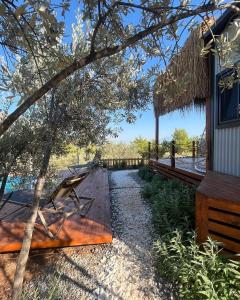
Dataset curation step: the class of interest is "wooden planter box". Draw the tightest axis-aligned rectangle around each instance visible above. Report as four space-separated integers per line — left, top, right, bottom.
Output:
196 171 240 254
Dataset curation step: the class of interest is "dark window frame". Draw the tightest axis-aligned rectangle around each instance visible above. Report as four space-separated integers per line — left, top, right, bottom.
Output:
216 68 240 129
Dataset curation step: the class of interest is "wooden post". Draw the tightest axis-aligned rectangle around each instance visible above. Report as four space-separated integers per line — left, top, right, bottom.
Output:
171 140 175 168
195 191 209 244
148 142 151 160
196 141 199 157
155 115 159 160
192 140 196 158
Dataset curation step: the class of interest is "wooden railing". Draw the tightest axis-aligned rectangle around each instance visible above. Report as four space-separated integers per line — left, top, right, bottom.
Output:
100 158 148 169
148 140 205 168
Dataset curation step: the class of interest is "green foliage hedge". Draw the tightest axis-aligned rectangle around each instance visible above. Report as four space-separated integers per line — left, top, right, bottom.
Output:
141 174 195 236
138 165 155 182
155 232 240 300
138 166 240 300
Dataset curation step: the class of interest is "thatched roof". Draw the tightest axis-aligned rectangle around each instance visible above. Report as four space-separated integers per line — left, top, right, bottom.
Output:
154 27 210 117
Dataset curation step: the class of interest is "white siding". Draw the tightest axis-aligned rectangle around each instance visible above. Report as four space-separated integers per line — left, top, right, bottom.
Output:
214 127 240 176
213 45 240 176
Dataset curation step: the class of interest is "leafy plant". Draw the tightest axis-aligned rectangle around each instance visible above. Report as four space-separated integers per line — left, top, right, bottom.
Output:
138 166 154 182
140 172 240 299
155 231 240 300
142 176 195 235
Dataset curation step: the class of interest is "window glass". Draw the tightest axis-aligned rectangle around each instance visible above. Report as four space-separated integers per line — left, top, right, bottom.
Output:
217 71 240 124
219 83 238 122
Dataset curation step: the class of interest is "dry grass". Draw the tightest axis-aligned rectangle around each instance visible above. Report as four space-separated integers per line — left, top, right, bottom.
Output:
154 27 209 116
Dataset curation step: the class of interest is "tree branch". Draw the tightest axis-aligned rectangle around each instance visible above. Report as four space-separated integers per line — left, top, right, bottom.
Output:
0 2 224 137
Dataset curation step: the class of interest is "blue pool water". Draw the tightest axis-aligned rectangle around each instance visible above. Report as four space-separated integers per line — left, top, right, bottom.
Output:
1 176 34 194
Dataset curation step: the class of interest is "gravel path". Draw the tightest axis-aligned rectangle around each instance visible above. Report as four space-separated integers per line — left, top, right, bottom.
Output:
23 170 162 300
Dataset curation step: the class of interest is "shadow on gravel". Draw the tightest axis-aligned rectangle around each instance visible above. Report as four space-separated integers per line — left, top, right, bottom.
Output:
56 253 125 300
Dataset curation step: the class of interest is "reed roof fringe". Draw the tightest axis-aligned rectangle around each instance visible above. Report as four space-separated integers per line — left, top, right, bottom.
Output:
154 27 210 117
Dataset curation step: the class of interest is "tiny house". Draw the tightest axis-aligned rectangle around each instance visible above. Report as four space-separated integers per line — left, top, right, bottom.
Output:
204 9 240 176
152 6 240 254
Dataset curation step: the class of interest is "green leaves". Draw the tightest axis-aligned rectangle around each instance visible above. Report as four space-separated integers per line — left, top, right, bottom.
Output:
141 174 195 235
140 173 240 299
154 231 240 300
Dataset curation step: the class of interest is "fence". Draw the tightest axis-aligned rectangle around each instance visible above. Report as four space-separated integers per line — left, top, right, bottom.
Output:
148 140 206 170
100 158 148 169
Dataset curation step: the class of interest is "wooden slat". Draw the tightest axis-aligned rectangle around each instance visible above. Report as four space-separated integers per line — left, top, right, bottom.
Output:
149 160 201 185
209 233 240 253
208 209 240 227
208 220 240 240
196 172 240 254
208 198 240 215
149 160 203 181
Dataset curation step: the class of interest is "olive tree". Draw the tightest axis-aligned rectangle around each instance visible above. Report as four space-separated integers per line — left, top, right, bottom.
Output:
0 0 236 136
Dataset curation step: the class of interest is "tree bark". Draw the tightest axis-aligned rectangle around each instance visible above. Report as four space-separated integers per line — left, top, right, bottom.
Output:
12 94 56 300
0 173 8 203
0 3 218 137
12 140 52 300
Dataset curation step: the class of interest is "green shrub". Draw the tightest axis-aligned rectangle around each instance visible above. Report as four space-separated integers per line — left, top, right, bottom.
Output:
140 173 240 299
141 175 165 200
155 231 240 300
142 177 195 235
138 166 154 181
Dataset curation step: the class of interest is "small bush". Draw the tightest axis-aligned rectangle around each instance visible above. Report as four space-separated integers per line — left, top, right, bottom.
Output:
140 171 240 299
138 166 154 182
142 177 195 235
155 231 240 300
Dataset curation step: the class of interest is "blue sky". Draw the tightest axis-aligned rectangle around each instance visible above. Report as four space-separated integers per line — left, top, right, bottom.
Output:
62 3 207 143
1 2 206 143
113 106 205 142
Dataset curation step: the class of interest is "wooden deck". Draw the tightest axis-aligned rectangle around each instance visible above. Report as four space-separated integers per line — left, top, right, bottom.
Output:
149 158 204 185
0 168 112 253
196 171 240 254
158 157 206 175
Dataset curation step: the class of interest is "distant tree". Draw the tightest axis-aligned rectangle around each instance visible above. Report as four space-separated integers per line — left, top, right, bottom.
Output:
159 139 171 158
172 129 191 155
132 137 149 158
100 142 139 159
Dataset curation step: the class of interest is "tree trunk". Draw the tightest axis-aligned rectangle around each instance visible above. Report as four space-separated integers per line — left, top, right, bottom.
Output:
12 93 56 300
0 173 8 203
12 140 53 300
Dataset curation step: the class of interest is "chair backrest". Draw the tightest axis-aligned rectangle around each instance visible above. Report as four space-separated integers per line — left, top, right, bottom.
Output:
47 171 89 204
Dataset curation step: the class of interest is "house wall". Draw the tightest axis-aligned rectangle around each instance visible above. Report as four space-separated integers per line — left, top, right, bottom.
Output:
212 32 240 176
213 126 240 176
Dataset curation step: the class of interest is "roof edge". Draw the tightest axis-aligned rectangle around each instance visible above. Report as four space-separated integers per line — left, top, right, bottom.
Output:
204 3 240 42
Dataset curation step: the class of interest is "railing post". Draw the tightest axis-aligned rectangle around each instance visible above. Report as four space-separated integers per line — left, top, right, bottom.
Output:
148 142 151 160
171 140 175 168
192 140 196 158
196 140 199 157
155 143 159 161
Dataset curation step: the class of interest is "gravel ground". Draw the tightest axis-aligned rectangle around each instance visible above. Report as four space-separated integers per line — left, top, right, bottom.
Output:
22 170 165 300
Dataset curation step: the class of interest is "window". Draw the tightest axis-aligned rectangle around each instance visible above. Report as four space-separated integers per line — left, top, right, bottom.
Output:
217 70 240 127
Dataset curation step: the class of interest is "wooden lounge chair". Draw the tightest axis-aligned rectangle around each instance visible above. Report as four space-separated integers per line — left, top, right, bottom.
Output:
0 172 95 239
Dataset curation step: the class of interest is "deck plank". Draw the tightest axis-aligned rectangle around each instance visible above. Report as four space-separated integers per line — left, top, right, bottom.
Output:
0 168 112 253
